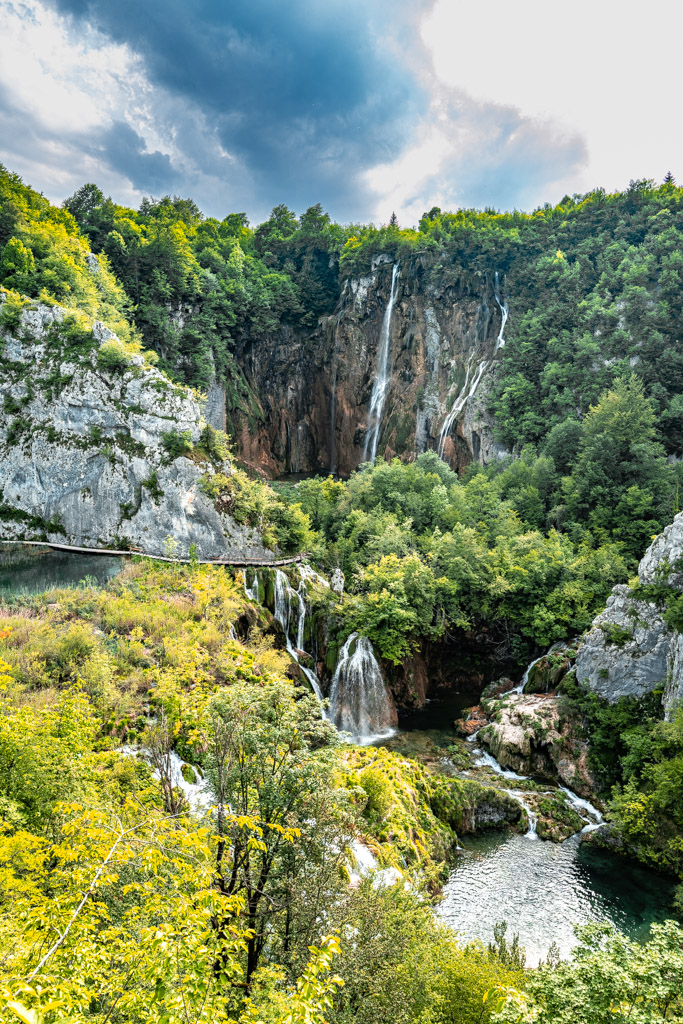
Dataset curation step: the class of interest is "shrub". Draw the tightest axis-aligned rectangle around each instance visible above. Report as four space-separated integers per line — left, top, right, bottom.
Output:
161 429 194 459
97 338 131 370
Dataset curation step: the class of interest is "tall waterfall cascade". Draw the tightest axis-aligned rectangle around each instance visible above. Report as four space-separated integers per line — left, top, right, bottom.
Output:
273 568 326 711
329 632 396 743
363 262 400 464
437 271 508 458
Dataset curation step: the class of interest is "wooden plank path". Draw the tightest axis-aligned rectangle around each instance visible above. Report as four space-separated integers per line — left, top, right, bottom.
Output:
0 539 305 568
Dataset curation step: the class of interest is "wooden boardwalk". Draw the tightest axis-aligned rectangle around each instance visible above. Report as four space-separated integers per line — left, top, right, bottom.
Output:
0 539 305 568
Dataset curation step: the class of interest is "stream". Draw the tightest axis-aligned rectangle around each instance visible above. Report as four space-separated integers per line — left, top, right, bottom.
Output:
385 689 677 965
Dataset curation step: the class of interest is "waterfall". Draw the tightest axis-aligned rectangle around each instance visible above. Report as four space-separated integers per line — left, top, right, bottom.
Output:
473 745 602 838
363 263 400 464
510 641 567 695
437 356 489 459
329 632 396 743
493 271 508 350
437 272 508 460
242 569 260 602
273 568 325 711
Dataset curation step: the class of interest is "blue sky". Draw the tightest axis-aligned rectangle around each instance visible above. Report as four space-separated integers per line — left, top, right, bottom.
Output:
0 0 680 225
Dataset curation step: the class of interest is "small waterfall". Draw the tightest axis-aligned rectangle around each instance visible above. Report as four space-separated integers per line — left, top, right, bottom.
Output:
510 641 567 695
329 632 396 743
559 787 604 833
493 271 508 350
473 747 602 838
363 263 400 464
242 569 260 602
273 569 325 711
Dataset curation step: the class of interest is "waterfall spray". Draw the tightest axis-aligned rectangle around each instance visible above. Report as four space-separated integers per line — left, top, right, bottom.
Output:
363 263 400 464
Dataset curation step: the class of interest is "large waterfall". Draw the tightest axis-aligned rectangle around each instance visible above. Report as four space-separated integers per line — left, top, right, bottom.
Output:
329 632 396 743
363 262 400 464
273 568 325 710
437 271 508 459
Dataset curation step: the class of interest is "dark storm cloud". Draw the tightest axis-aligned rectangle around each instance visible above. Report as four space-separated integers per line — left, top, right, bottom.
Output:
44 0 431 217
98 121 176 195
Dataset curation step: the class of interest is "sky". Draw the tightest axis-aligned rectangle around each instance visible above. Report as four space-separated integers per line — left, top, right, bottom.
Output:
0 0 681 226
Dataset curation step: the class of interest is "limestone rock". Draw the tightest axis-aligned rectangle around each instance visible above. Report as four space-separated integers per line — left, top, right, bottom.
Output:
0 301 276 560
575 512 683 716
575 586 671 701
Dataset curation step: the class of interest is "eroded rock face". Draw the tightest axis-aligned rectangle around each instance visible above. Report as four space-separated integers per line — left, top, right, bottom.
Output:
574 586 671 701
575 512 683 716
230 259 510 477
481 694 596 797
0 302 274 560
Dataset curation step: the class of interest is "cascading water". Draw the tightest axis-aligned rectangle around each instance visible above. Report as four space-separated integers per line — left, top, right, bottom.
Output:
273 568 326 712
437 356 489 459
242 569 260 602
510 641 568 695
329 632 396 744
363 263 400 464
493 271 508 350
437 272 509 459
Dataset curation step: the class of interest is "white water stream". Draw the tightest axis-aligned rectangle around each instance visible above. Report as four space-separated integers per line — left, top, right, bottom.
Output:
437 271 508 458
273 568 326 710
363 263 400 464
329 632 396 744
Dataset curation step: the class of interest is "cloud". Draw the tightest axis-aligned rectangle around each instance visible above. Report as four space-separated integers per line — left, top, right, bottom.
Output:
2 0 641 226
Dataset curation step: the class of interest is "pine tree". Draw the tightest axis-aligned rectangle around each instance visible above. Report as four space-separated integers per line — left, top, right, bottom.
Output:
389 211 398 227
664 170 676 185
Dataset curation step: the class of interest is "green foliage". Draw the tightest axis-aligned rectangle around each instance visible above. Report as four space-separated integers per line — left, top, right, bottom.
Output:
161 428 194 459
287 452 628 663
492 921 683 1023
96 337 132 370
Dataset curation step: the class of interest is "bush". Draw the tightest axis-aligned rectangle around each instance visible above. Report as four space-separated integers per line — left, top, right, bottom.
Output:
97 338 131 370
161 429 194 459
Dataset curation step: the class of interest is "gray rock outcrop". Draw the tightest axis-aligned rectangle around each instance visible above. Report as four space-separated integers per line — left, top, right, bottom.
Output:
0 300 275 560
575 511 683 715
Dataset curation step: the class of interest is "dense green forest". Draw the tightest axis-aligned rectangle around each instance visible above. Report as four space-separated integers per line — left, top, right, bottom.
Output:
4 164 683 459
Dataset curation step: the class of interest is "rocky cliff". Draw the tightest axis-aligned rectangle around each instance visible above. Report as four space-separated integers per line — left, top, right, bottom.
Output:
576 512 683 716
230 257 509 477
0 299 275 560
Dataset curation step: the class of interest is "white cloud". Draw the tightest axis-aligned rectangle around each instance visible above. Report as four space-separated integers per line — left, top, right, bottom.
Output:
420 0 682 198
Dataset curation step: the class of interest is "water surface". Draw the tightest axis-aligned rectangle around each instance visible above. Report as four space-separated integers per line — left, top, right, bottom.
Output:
438 826 676 965
0 544 123 596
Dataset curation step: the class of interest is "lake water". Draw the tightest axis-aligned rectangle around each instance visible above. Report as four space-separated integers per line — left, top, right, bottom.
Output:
0 544 124 596
384 692 678 965
438 829 676 965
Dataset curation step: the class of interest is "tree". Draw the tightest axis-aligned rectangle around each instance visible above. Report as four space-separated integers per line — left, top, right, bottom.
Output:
203 681 346 983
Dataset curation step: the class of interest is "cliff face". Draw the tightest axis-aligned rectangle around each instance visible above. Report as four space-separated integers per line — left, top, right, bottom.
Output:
230 257 509 477
0 301 274 560
576 512 683 716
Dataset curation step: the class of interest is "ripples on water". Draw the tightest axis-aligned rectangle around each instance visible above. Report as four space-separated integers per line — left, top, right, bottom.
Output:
437 830 676 965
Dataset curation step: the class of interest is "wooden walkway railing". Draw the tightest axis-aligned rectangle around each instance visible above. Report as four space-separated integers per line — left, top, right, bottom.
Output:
0 539 305 568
